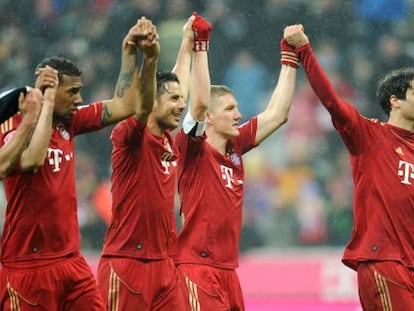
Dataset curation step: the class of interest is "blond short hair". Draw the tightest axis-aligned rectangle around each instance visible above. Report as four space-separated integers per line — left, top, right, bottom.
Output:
209 85 234 112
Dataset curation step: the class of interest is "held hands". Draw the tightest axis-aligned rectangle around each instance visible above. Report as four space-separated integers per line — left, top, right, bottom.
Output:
34 66 59 93
280 39 299 68
283 24 309 49
136 17 160 59
43 75 59 107
123 17 160 59
182 15 196 45
191 11 212 52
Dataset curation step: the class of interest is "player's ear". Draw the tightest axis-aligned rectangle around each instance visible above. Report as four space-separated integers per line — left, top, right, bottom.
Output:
206 111 214 125
389 95 400 109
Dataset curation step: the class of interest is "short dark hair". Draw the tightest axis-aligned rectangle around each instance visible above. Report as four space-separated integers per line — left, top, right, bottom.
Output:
36 56 81 83
376 67 414 116
156 71 180 99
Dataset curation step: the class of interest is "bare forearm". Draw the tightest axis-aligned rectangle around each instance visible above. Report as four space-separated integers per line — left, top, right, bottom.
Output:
0 121 35 178
20 102 54 171
172 37 193 101
270 64 297 122
103 51 139 126
256 64 297 143
136 56 157 122
190 51 210 121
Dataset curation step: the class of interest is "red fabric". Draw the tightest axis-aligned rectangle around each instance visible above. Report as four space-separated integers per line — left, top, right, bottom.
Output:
174 118 258 269
0 253 105 310
0 103 103 265
297 43 414 271
178 264 245 310
97 257 188 310
358 261 414 309
192 11 212 51
280 39 299 68
101 117 178 260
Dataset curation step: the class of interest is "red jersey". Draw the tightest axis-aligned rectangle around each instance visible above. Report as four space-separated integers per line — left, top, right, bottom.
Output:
0 103 103 265
174 118 258 269
101 117 178 260
298 43 414 270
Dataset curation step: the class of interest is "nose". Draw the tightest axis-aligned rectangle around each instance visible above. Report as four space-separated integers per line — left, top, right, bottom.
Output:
178 98 186 109
74 93 83 106
235 108 242 120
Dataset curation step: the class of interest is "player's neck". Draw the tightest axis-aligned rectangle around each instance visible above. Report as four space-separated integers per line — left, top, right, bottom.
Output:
147 118 165 137
206 129 228 155
388 114 414 132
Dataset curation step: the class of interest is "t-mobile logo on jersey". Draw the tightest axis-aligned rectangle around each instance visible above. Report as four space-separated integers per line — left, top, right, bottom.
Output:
161 160 177 175
48 148 73 172
221 165 234 188
398 160 414 185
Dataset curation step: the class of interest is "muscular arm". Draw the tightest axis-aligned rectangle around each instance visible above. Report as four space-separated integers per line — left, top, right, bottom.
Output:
255 64 297 144
189 48 210 123
20 86 57 172
100 21 144 126
135 18 160 123
172 15 195 102
0 90 42 178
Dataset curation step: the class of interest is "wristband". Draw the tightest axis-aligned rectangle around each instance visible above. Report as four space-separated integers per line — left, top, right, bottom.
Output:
280 39 299 68
192 11 212 52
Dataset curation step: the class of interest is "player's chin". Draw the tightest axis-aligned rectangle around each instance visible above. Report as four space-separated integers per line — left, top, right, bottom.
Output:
168 119 180 130
58 110 76 120
228 129 240 138
65 108 78 117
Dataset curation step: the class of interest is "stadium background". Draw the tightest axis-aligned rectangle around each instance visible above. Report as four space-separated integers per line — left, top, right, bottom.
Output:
0 0 413 309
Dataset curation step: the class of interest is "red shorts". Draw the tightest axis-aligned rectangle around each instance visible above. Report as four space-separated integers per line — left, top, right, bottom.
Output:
177 264 245 311
358 261 414 310
0 253 105 311
97 256 188 311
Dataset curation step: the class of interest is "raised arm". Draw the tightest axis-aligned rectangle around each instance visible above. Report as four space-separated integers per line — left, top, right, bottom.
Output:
19 67 59 172
0 89 42 178
284 24 356 125
172 15 195 102
134 17 160 123
188 12 212 124
100 20 144 126
255 39 298 144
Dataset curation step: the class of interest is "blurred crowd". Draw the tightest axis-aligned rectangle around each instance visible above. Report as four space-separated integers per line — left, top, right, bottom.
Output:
1 0 414 252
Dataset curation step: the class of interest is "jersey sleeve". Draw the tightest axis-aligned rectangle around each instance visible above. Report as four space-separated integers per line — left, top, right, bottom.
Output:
0 115 21 175
296 43 369 154
110 117 145 149
235 117 259 155
175 128 206 166
71 102 104 136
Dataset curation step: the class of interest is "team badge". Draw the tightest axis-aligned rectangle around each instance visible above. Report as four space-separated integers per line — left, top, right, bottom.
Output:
59 127 70 140
161 152 177 161
230 153 241 166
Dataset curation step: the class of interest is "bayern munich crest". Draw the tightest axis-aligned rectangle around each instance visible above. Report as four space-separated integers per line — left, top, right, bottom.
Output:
230 153 241 166
59 127 70 140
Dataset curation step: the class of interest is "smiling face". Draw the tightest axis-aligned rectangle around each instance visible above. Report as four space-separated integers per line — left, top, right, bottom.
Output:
153 81 186 130
54 74 83 120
